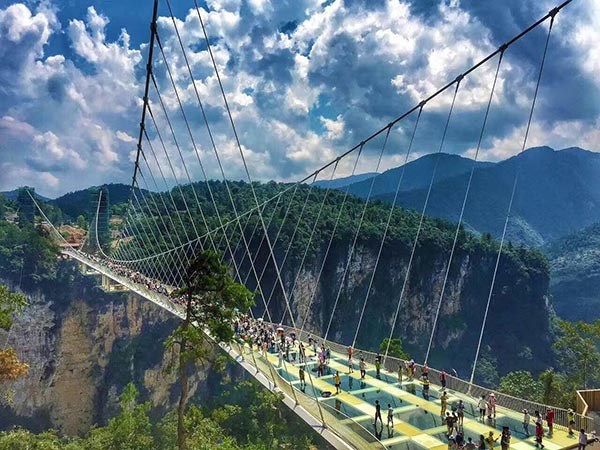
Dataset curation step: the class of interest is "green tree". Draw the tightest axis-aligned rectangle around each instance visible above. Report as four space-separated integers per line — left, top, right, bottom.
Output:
380 338 409 360
76 215 88 230
87 383 153 450
498 371 542 401
553 320 600 389
167 250 254 450
0 284 27 331
0 284 29 383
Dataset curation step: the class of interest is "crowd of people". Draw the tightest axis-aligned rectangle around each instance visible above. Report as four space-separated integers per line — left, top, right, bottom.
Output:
76 251 181 306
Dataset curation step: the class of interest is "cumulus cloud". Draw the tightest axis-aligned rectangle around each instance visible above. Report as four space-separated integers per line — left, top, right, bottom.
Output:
0 0 598 198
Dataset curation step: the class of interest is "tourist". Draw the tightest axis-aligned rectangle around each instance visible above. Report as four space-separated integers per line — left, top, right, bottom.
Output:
546 409 554 435
387 403 394 427
477 435 486 450
374 400 383 426
478 395 487 420
501 427 511 450
398 364 403 383
535 414 544 449
579 429 588 450
375 358 382 379
446 413 455 436
440 391 449 416
422 376 430 400
334 371 341 394
523 409 530 436
456 431 464 448
487 393 496 419
465 437 476 450
360 358 367 379
484 431 498 450
422 363 430 380
457 400 465 426
568 408 575 435
299 366 306 390
440 369 448 388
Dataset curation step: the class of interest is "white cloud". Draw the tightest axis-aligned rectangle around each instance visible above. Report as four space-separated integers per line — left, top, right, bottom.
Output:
0 0 598 198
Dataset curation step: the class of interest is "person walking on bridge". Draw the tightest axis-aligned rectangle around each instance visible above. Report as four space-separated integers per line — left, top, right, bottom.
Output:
299 366 306 390
373 400 383 426
334 371 341 394
360 358 367 379
478 395 487 420
440 391 449 416
545 409 554 436
440 369 448 388
523 409 531 436
387 403 394 427
484 431 498 450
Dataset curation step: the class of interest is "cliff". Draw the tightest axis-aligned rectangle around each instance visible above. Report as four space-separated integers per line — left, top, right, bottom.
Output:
0 262 211 435
258 236 553 380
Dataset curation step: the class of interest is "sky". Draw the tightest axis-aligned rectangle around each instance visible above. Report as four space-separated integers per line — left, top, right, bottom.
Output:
0 0 598 198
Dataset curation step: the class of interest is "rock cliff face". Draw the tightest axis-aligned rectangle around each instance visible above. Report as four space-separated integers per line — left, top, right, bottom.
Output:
256 238 553 379
0 262 208 435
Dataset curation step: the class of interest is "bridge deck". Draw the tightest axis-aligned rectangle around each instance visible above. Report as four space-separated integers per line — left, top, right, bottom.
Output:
250 342 581 450
68 250 587 450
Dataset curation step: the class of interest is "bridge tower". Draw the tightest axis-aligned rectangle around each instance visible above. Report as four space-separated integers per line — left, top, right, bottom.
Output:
89 186 110 252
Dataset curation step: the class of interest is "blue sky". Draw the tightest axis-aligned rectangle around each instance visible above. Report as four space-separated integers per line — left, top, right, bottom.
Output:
0 0 598 197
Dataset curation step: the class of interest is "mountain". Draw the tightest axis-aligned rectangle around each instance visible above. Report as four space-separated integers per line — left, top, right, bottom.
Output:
544 223 600 322
313 172 378 189
374 147 600 246
344 153 494 199
1 189 50 202
51 183 145 219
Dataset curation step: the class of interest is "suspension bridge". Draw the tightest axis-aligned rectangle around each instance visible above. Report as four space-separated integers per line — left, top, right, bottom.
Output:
29 0 597 448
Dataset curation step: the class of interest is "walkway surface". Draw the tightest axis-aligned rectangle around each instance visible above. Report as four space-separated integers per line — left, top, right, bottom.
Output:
249 341 582 450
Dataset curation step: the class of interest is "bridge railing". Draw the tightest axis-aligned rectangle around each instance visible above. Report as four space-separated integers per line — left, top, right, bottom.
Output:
230 341 385 449
275 324 595 433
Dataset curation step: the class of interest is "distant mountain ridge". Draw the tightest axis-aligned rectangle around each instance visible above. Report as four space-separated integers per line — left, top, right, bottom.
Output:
544 223 600 322
1 189 50 202
346 153 494 199
338 146 599 246
50 183 144 219
314 172 378 189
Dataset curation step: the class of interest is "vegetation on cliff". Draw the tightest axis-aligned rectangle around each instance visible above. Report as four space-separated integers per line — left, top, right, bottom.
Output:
168 250 254 450
0 381 328 450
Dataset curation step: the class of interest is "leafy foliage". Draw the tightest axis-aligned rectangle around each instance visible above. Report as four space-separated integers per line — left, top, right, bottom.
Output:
0 221 58 286
0 382 327 450
0 284 27 331
498 319 600 409
380 338 409 360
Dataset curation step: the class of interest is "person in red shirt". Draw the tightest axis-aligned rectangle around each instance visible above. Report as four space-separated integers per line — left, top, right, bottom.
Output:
546 409 554 435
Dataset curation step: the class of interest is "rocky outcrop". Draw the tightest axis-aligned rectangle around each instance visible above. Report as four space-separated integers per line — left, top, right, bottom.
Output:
0 262 209 435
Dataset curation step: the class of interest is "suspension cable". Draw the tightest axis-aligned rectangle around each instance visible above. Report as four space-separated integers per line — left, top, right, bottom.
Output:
297 144 364 334
353 105 424 349
424 51 504 365
469 13 556 385
383 80 462 362
324 135 388 343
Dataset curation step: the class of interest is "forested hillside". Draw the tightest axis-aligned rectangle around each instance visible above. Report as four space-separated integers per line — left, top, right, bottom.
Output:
544 223 600 322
